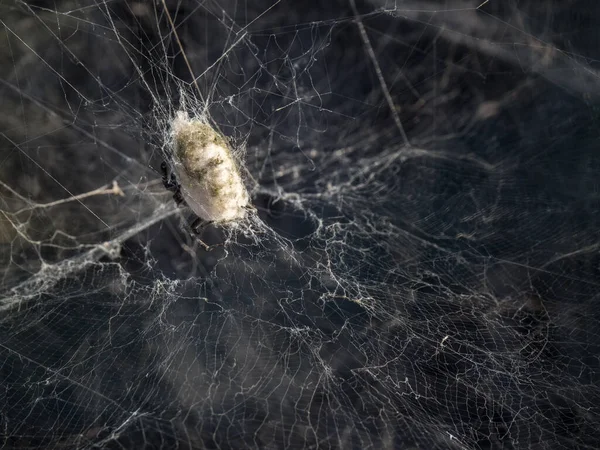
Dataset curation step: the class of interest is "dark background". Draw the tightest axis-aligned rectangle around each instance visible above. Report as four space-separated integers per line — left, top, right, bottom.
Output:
0 0 599 448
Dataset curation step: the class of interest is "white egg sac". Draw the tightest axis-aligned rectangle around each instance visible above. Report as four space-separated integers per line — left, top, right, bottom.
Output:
171 112 249 223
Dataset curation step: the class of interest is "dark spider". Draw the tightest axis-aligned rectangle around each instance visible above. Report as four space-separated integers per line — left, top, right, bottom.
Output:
161 162 215 246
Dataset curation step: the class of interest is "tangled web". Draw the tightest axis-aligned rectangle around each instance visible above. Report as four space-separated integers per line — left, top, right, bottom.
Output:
0 0 599 448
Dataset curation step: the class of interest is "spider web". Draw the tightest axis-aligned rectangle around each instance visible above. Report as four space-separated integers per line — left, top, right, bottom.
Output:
0 0 599 448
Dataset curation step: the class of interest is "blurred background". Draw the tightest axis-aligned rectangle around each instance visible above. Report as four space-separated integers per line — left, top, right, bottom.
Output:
0 0 599 448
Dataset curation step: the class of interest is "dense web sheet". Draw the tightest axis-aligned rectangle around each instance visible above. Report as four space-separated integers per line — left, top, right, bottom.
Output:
1 0 600 448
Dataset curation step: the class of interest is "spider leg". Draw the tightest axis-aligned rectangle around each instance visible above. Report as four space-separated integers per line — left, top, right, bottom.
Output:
190 217 214 234
161 161 186 206
173 189 185 206
189 217 216 251
161 162 173 189
161 161 179 191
